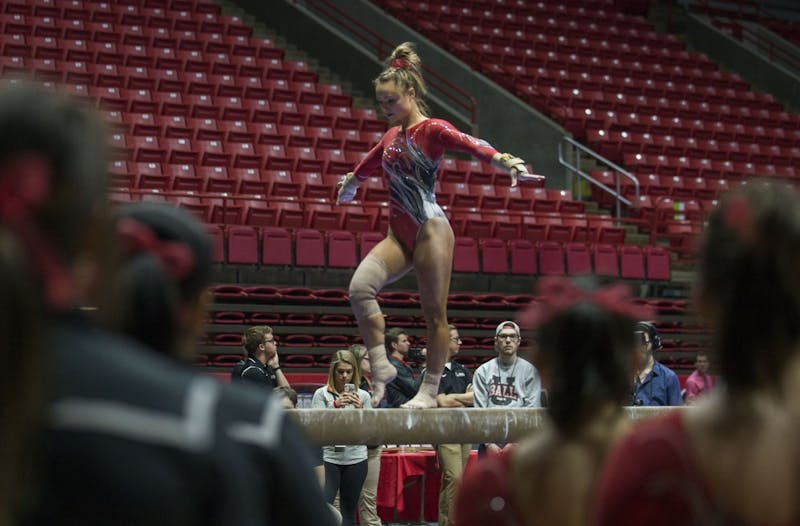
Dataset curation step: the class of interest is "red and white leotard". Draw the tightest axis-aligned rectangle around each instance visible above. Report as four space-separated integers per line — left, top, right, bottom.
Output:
594 411 793 526
352 118 498 251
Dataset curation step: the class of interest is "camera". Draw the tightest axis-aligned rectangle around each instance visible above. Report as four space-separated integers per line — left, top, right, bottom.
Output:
407 347 425 363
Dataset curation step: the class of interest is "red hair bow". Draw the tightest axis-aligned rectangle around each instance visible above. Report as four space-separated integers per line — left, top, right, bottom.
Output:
0 154 73 310
390 58 409 69
516 277 654 329
724 195 754 243
117 218 195 280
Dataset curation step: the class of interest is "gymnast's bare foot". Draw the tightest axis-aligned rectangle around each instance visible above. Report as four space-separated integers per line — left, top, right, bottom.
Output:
368 347 396 407
401 372 441 409
401 391 438 409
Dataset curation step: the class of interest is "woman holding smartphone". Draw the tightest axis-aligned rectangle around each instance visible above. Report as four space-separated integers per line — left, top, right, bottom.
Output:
312 350 372 526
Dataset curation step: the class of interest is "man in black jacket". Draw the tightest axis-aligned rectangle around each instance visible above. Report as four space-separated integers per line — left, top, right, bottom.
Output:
385 327 418 407
418 324 474 526
232 325 289 389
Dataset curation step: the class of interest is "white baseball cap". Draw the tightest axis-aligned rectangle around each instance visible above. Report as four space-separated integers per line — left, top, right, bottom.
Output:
495 321 520 338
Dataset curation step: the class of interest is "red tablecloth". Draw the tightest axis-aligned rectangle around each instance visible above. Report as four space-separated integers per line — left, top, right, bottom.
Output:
376 449 478 523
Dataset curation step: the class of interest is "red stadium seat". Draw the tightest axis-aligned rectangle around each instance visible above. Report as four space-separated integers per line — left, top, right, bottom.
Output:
262 226 292 266
593 244 620 277
565 242 592 275
480 238 508 274
206 224 225 263
619 245 646 280
295 228 325 266
537 241 565 276
452 237 479 273
645 246 671 281
226 225 258 264
244 201 277 227
509 239 537 275
326 230 358 268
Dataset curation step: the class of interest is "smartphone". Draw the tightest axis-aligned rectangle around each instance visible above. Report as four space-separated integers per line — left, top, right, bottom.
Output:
344 383 356 394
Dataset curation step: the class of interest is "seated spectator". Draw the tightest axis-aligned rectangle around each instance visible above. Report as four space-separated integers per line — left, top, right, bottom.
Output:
385 328 419 407
631 322 683 406
595 182 800 525
312 350 371 526
233 325 289 389
683 351 715 405
454 277 649 526
472 321 541 456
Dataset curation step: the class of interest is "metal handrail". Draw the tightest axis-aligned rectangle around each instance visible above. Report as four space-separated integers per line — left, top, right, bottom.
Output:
557 136 639 219
740 24 800 71
297 0 479 133
692 0 767 20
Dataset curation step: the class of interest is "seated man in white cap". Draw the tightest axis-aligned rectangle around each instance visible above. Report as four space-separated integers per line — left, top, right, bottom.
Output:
472 321 542 456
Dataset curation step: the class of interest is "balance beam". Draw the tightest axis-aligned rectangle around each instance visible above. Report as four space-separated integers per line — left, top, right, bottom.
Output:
290 407 682 445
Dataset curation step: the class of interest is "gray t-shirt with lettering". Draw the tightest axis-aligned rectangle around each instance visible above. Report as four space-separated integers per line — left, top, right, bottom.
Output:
473 356 541 408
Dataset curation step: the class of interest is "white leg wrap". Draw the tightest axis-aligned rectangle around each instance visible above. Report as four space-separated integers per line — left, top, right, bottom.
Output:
349 253 391 321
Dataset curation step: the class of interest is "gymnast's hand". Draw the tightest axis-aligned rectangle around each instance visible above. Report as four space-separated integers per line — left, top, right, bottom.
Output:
492 152 546 188
336 172 360 204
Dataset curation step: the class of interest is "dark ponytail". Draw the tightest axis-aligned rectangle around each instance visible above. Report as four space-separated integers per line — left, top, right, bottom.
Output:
0 230 43 526
0 83 108 526
538 303 636 437
698 181 800 395
109 203 212 359
114 252 182 355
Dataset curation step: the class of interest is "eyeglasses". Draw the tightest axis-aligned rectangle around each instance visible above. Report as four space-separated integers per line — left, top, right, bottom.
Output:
497 334 519 341
450 337 462 342
264 337 277 345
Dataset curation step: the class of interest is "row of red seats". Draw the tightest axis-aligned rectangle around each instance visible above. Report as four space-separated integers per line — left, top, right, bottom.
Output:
109 165 570 207
407 7 663 43
210 310 508 329
763 20 800 47
113 187 617 239
6 0 219 15
209 308 707 334
0 30 287 64
196 352 493 370
548 107 790 148
210 225 670 280
402 0 649 22
89 97 376 129
105 115 381 147
0 16 252 42
106 139 366 169
538 83 782 121
108 156 525 190
4 70 359 107
208 284 689 313
594 171 732 199
622 152 798 179
579 108 799 139
496 55 741 90
589 128 800 159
